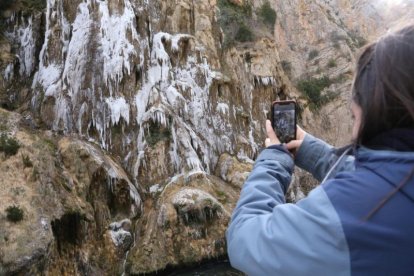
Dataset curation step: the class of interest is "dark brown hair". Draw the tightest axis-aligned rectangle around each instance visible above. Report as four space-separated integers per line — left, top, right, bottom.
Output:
353 25 414 220
352 24 414 145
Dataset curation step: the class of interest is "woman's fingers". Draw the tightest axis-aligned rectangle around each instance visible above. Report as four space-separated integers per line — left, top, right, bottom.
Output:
265 138 272 147
297 125 306 140
265 120 280 146
285 125 307 155
264 121 306 150
286 140 302 151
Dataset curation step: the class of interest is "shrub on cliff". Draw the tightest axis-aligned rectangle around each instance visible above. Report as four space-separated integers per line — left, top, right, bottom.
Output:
308 49 319 60
6 205 24 222
297 76 334 110
217 0 253 47
327 58 337 68
0 0 13 10
0 134 20 157
281 60 292 75
235 24 254 42
20 0 46 12
258 1 277 29
22 154 33 168
145 122 171 147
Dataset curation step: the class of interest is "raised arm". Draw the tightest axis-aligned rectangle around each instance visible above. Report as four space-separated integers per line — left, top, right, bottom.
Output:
289 130 354 182
226 146 350 275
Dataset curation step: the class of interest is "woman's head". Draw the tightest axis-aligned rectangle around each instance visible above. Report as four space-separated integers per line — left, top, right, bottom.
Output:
351 24 414 144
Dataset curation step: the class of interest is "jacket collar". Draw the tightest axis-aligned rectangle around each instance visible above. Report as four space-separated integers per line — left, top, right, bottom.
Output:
364 128 414 152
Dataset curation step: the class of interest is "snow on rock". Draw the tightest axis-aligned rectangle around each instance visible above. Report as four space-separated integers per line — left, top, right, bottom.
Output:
149 184 163 194
171 34 193 52
171 188 229 222
109 219 133 249
109 218 132 232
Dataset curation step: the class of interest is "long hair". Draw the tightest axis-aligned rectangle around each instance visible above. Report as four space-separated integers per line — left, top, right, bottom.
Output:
351 24 414 220
352 24 414 145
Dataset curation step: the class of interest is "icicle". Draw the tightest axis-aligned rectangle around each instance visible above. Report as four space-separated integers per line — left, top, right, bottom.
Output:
216 103 229 115
105 97 130 126
129 183 142 214
78 103 88 135
253 76 276 87
3 64 14 82
169 123 181 171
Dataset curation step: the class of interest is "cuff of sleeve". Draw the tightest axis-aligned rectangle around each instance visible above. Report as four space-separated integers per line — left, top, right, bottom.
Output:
256 145 294 174
295 133 328 172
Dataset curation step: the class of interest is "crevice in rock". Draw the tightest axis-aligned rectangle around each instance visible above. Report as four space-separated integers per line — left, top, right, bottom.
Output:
51 212 85 254
146 18 152 50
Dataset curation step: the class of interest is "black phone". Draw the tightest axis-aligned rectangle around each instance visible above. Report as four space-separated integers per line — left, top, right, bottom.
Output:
271 100 297 143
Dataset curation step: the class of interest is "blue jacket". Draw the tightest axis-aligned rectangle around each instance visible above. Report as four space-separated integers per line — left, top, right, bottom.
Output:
227 134 414 275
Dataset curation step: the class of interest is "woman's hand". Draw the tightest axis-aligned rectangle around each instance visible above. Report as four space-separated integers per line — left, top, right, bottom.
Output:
265 120 281 147
286 125 307 155
265 120 307 154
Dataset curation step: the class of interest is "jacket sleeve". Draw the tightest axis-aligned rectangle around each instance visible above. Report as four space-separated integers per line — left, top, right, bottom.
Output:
295 134 354 181
226 147 350 276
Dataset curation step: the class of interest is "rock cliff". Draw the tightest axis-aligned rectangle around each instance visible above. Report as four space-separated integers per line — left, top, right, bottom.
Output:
0 0 412 274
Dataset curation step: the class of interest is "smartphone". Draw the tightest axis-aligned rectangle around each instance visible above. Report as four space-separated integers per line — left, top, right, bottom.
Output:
271 100 297 143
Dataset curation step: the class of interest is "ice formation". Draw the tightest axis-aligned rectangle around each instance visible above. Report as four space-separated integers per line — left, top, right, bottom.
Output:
29 0 141 146
98 0 139 93
3 0 261 196
105 97 130 125
133 32 222 177
216 103 229 115
133 24 262 183
9 15 36 77
2 14 36 84
254 76 276 87
3 64 14 82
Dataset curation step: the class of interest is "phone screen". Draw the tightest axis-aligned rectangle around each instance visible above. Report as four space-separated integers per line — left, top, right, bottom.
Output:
272 101 296 143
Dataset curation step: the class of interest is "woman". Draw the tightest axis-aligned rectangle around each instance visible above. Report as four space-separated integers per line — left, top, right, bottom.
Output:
227 25 414 275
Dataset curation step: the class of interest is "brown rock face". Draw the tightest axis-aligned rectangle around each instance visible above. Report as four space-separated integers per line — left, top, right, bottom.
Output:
126 173 239 274
228 0 244 6
0 108 140 275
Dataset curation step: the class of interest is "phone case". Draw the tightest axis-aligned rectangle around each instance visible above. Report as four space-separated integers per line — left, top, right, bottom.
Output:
271 100 297 143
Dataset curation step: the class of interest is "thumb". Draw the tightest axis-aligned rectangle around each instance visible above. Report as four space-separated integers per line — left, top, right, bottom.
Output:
266 120 279 144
